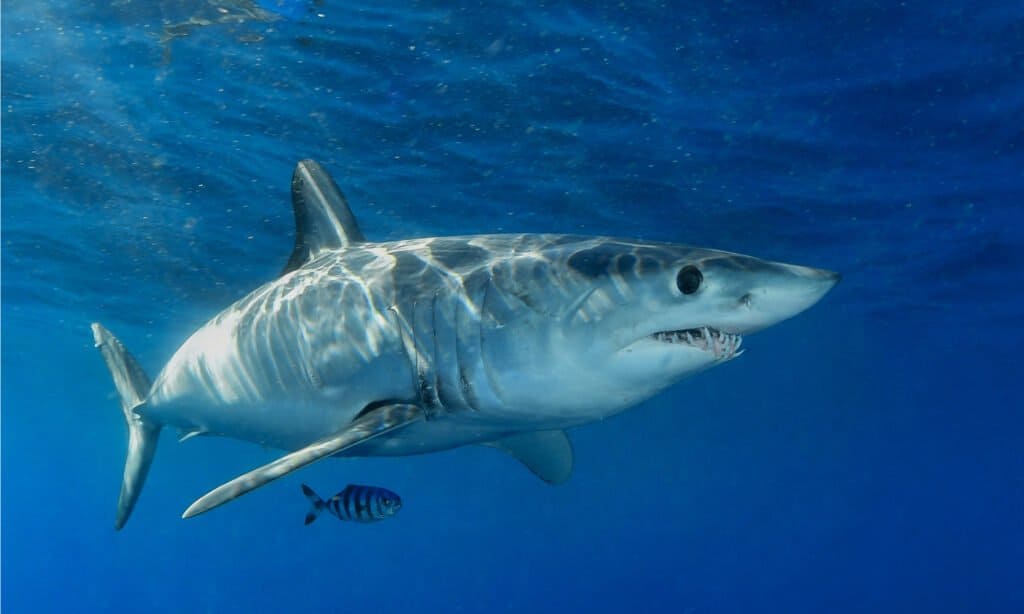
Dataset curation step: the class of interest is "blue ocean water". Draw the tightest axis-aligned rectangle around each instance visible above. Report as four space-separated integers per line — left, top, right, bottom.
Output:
2 0 1022 611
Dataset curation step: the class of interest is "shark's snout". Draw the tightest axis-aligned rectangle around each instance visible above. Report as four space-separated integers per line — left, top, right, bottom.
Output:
786 263 841 304
733 262 840 334
820 269 841 294
798 265 841 289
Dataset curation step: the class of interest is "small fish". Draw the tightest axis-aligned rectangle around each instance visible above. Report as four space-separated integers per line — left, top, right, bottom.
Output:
301 483 402 525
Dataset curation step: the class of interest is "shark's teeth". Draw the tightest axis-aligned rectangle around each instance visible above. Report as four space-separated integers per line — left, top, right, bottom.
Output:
651 327 744 360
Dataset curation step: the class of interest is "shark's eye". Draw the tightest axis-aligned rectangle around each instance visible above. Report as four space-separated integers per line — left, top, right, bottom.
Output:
676 266 703 295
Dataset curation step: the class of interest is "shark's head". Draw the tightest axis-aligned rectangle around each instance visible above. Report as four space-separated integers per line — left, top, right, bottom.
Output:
480 238 840 422
588 243 839 384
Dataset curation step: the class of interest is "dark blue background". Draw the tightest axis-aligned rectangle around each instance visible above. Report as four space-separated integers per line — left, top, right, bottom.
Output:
3 1 1022 612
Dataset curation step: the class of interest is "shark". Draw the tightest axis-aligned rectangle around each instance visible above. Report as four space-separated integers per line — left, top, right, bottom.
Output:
92 159 840 529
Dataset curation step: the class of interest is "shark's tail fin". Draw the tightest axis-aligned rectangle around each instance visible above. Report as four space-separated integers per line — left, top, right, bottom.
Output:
301 484 326 525
91 323 162 530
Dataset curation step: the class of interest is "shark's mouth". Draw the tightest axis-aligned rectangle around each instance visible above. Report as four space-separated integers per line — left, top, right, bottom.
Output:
651 327 744 360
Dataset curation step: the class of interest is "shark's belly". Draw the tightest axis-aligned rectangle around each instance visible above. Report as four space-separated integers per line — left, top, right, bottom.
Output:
146 393 515 455
144 394 353 449
345 419 512 456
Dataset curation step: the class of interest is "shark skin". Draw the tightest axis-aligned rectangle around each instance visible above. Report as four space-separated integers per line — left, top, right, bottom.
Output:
92 160 840 528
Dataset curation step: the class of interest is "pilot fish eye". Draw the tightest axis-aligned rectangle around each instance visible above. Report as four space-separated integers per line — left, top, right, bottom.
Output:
676 265 703 295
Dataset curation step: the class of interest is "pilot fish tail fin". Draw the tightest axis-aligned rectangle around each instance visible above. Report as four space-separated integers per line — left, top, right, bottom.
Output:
91 323 162 530
301 483 325 525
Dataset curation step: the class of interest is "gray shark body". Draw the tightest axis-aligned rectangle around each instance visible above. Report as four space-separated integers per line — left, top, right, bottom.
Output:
92 160 839 528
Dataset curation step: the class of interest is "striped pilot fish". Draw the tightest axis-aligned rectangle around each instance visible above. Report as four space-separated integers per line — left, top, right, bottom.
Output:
301 483 402 525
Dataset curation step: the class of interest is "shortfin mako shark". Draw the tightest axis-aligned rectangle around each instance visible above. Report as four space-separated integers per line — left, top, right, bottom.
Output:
92 160 839 528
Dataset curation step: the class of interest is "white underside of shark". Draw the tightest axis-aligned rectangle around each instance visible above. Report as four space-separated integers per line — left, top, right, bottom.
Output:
92 160 839 528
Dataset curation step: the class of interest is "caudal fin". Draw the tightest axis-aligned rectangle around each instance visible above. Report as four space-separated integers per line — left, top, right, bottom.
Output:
91 323 162 530
301 484 325 525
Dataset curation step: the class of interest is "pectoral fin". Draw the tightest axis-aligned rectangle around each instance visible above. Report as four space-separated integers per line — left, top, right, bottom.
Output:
182 404 422 519
484 430 574 485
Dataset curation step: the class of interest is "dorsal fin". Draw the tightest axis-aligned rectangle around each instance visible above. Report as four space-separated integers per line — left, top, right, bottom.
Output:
282 159 366 274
